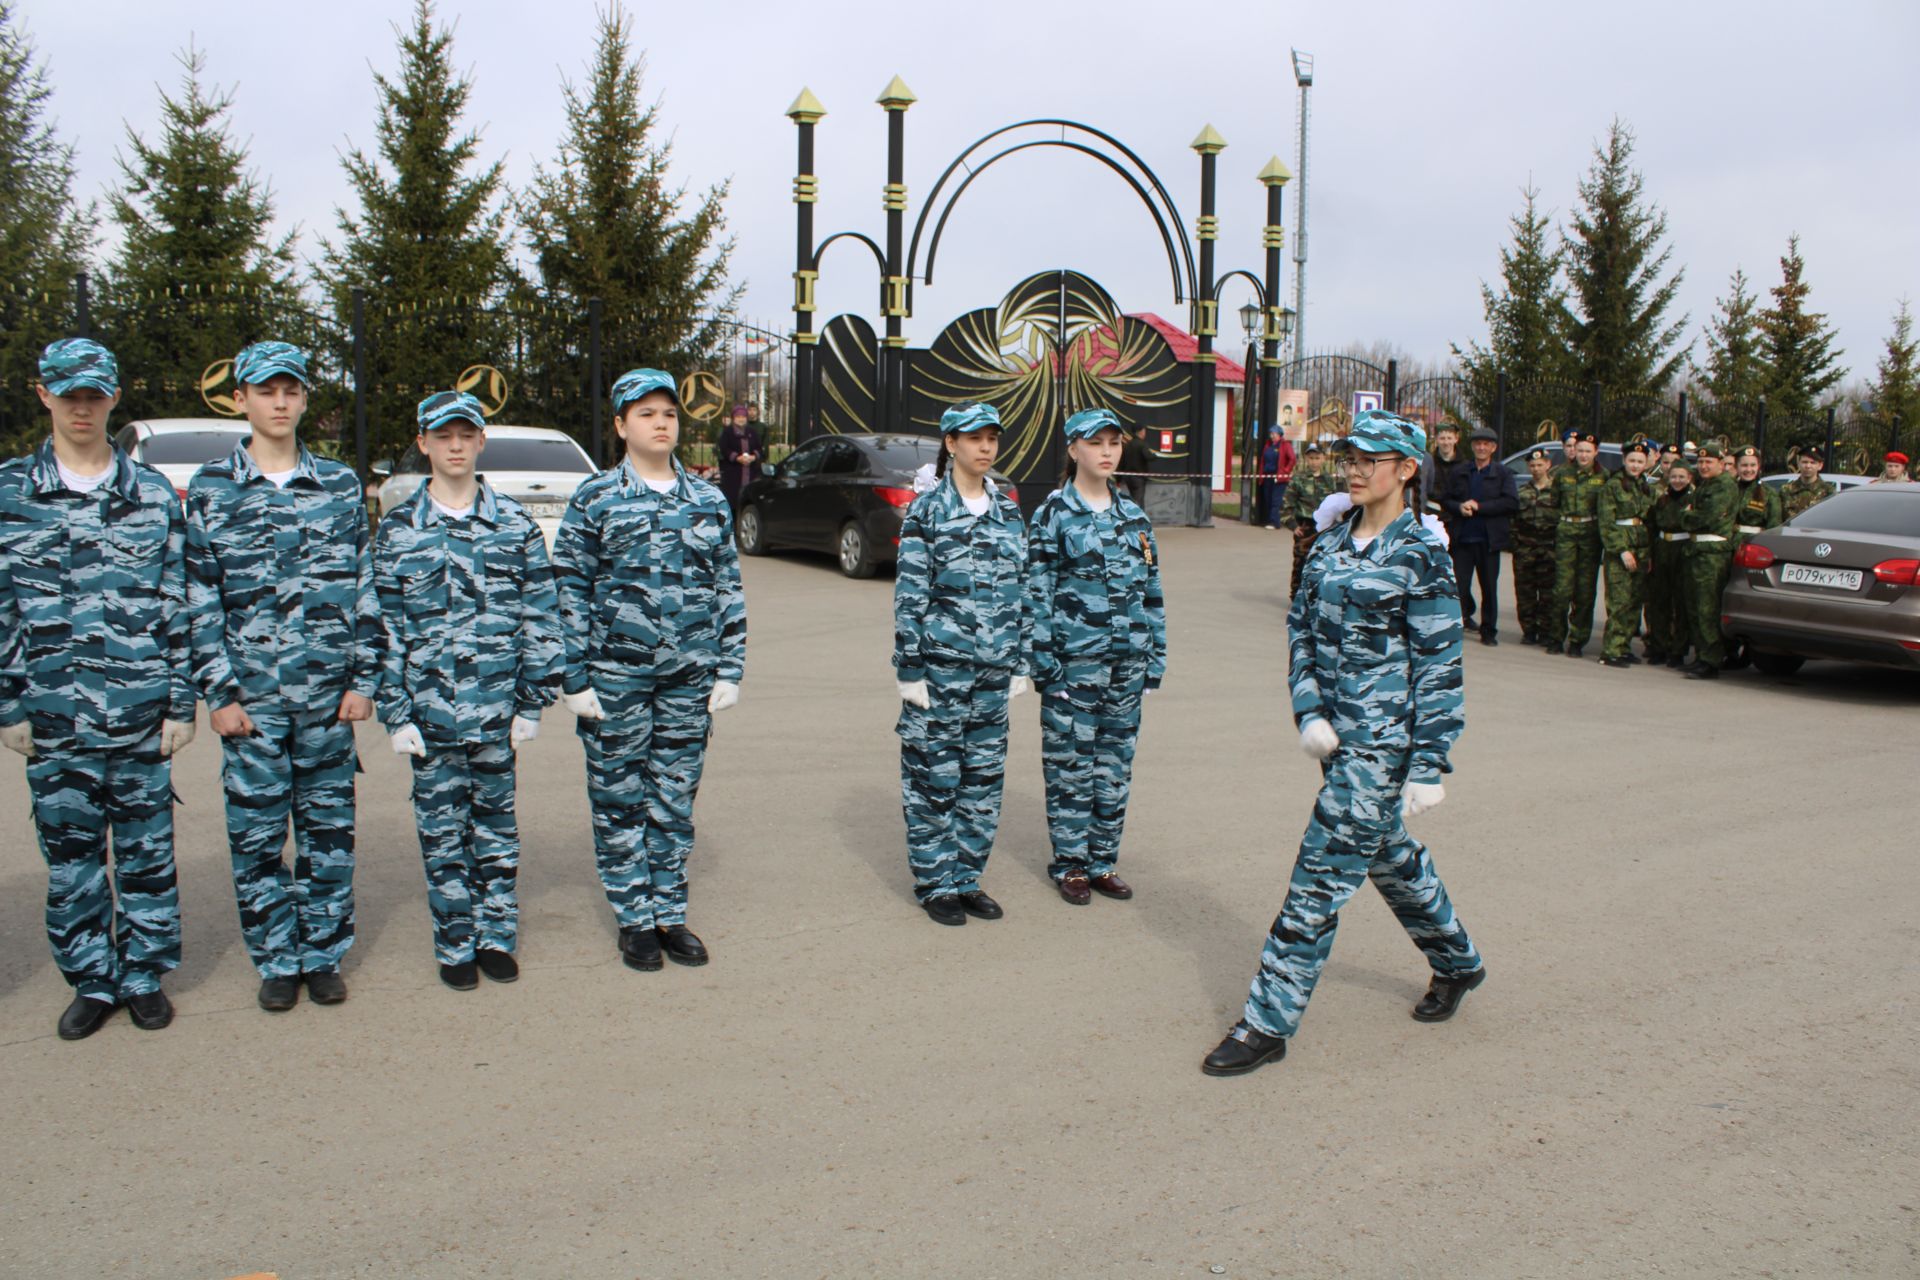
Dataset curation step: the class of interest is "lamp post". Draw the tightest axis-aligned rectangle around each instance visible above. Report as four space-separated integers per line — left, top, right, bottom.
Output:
787 88 826 440
1238 301 1261 345
877 75 916 434
1257 155 1292 471
1191 124 1225 528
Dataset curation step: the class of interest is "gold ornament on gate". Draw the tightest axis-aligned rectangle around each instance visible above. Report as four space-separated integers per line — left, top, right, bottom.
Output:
679 370 728 422
456 364 510 416
1535 418 1559 442
201 359 241 417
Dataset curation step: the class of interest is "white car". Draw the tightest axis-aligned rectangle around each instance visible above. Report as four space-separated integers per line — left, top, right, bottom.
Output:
115 417 252 498
373 425 597 545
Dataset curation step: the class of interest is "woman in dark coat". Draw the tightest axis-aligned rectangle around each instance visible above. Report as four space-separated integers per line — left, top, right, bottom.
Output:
714 404 762 511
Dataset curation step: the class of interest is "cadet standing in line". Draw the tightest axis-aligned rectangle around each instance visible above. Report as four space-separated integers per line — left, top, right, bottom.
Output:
1282 441 1334 598
374 392 562 990
893 403 1029 926
1203 410 1483 1078
1779 448 1834 520
1545 432 1608 657
553 370 743 972
1596 442 1655 669
1644 456 1694 668
1027 408 1166 907
1648 442 1680 487
1724 446 1784 672
187 341 380 1013
1872 450 1910 483
0 339 196 1040
1510 448 1559 645
1678 441 1739 680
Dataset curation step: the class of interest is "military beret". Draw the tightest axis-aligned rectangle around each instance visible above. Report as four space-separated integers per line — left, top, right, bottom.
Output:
1737 446 1761 460
1063 407 1123 441
1798 445 1825 461
1888 451 1911 467
611 368 679 412
417 390 488 433
1576 432 1599 446
1659 443 1680 454
1348 409 1427 459
940 402 1002 435
1526 448 1551 463
1697 440 1728 459
39 337 118 395
1624 441 1650 456
233 340 311 388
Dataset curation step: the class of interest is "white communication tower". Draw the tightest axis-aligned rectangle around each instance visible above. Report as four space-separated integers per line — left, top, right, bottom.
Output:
1290 49 1313 364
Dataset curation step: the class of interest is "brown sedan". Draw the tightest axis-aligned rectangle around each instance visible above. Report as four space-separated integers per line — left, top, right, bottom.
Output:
1723 482 1920 674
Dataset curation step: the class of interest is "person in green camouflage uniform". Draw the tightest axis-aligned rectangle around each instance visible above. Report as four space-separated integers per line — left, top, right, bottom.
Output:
1730 446 1784 551
1644 459 1694 668
1511 448 1559 644
1679 441 1739 679
1596 442 1655 668
1282 443 1335 598
1778 449 1834 522
1545 433 1608 656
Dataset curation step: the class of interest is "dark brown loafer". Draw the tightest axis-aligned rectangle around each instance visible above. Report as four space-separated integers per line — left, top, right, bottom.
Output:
1058 873 1092 906
1089 873 1133 900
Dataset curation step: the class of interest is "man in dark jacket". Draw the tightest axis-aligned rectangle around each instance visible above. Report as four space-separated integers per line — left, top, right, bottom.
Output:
714 405 763 512
1442 425 1519 645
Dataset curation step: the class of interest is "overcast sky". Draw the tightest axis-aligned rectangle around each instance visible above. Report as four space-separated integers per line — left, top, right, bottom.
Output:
21 0 1920 381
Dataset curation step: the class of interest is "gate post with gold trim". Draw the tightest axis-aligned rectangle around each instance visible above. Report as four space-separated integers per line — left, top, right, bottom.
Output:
788 88 825 441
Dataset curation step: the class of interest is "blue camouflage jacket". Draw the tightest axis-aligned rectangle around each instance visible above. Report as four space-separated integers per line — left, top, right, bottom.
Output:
374 480 562 743
186 441 381 713
1025 481 1166 690
892 475 1028 681
0 442 195 748
1288 509 1464 784
551 458 746 691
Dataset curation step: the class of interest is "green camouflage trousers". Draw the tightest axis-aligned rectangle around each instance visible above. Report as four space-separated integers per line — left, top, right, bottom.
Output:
1685 546 1734 666
1549 524 1602 646
1601 554 1648 659
1510 530 1557 639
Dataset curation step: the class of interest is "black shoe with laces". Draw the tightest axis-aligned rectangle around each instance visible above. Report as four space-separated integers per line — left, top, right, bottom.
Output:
1412 967 1487 1022
957 890 1003 920
921 895 967 927
658 924 709 967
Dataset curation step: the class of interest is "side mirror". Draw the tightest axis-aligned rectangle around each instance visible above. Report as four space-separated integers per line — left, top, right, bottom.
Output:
370 459 393 478
761 462 777 477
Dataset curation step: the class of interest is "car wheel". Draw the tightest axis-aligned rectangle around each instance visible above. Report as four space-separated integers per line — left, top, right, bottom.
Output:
838 521 876 578
737 504 767 555
1750 651 1805 677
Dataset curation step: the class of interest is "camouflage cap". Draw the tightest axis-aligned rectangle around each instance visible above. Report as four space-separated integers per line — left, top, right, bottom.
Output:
1697 440 1727 459
39 337 119 395
611 368 679 413
417 390 488 433
233 340 311 388
940 402 1001 435
1347 409 1427 459
1063 407 1123 441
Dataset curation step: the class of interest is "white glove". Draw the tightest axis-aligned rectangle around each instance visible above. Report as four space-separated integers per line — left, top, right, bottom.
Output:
389 724 427 758
1008 675 1033 699
1 721 34 758
509 715 540 746
1403 781 1446 819
898 679 931 709
1299 716 1339 760
708 681 740 713
563 688 606 720
159 719 196 758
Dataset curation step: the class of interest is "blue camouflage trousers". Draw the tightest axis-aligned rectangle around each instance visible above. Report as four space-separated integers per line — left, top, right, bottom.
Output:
1040 657 1147 881
26 733 180 1001
219 700 358 978
1242 748 1481 1039
409 738 520 964
898 662 1011 903
582 675 712 930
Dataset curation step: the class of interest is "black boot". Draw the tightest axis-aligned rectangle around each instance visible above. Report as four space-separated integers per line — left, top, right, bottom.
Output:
921 895 967 927
257 976 300 1012
476 949 519 983
1542 640 1564 655
126 989 173 1031
1601 654 1630 668
658 924 709 967
57 994 118 1041
304 969 348 1005
440 960 479 990
1412 967 1486 1022
619 926 663 971
1566 643 1585 659
1683 660 1720 680
1202 1023 1289 1076
957 890 1003 919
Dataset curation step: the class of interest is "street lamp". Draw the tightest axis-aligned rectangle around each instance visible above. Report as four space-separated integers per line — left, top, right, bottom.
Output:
1238 300 1261 345
1273 306 1296 343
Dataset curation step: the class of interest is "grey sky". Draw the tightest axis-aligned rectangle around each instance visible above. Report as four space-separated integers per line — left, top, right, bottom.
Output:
23 0 1920 381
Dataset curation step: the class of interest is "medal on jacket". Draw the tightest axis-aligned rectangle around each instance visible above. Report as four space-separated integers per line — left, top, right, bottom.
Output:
1139 532 1153 564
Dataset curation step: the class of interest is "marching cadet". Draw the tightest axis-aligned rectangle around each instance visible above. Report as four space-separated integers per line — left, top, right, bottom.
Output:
1545 432 1608 656
374 392 562 990
1872 450 1910 483
1596 442 1655 668
1511 447 1559 645
553 369 744 972
1027 408 1166 906
1645 456 1694 668
0 339 195 1040
1779 448 1835 520
187 341 380 1013
1203 410 1483 1077
1678 441 1739 680
893 402 1029 925
1281 441 1334 598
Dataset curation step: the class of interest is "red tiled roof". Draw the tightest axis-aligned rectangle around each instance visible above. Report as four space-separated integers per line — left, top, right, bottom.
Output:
1127 312 1249 383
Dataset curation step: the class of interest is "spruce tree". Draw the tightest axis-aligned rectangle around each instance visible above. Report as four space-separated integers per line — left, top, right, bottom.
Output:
1698 268 1768 405
1757 234 1845 422
1865 299 1917 450
1561 120 1687 393
1453 183 1573 435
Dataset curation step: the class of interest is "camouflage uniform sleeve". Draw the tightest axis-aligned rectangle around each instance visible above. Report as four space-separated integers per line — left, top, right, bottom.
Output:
892 504 932 684
712 504 747 685
162 494 196 723
347 494 382 701
1023 502 1064 690
1405 547 1466 783
551 490 600 695
1765 485 1785 529
0 520 22 727
515 519 563 719
372 519 413 730
185 487 243 710
1144 524 1167 689
1285 557 1327 729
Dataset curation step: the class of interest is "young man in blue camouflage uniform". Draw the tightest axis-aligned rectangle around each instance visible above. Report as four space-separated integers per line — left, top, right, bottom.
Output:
0 339 197 1040
553 369 745 972
893 402 1030 926
1205 410 1484 1077
375 391 562 990
186 341 381 1013
1026 408 1165 906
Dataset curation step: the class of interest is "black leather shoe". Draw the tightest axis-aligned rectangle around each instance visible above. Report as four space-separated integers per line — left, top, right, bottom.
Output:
921 896 967 927
57 995 118 1040
1412 967 1486 1022
957 890 1003 920
258 976 300 1012
1542 641 1564 655
304 969 348 1005
1201 1023 1289 1076
1683 661 1720 680
1566 644 1585 659
1665 654 1687 670
1625 653 1644 665
1480 633 1499 647
1645 649 1666 665
126 989 173 1031
1601 655 1630 668
475 949 519 983
620 926 663 971
658 924 709 967
1519 633 1538 646
440 960 479 990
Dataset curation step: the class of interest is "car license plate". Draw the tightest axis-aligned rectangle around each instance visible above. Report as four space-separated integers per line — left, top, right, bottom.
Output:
523 500 566 520
1781 564 1862 590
